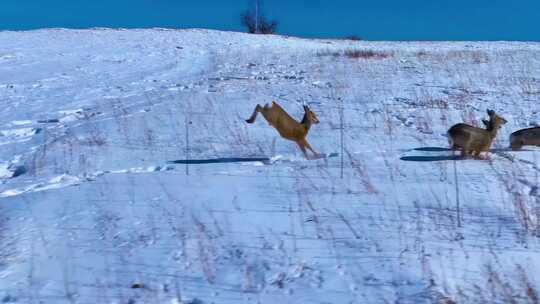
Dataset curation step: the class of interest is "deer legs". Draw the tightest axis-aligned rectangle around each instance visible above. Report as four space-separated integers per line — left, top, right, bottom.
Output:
297 142 308 158
303 140 319 156
457 146 488 160
297 139 319 159
245 104 263 124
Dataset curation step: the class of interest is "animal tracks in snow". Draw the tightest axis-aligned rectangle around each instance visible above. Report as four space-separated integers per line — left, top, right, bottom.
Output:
0 165 174 198
0 127 41 145
0 154 338 198
0 174 81 198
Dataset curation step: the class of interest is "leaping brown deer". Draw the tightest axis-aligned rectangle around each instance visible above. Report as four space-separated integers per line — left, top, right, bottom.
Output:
245 101 320 158
447 109 507 158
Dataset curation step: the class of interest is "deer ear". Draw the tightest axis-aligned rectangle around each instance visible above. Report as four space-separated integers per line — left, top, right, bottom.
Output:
303 105 309 111
487 109 495 116
482 119 489 127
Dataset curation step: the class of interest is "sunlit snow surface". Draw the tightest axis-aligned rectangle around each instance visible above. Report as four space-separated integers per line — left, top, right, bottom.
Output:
1 29 540 303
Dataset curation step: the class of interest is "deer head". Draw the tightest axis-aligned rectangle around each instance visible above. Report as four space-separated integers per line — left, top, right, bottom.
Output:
485 109 507 131
302 105 319 125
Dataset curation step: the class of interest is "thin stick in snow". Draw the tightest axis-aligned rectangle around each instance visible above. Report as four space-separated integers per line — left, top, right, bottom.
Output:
185 115 191 176
185 118 190 176
339 97 344 179
453 159 461 228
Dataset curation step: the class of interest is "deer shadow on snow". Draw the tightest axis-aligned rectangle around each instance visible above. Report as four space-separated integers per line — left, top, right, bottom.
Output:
400 147 532 162
168 157 269 165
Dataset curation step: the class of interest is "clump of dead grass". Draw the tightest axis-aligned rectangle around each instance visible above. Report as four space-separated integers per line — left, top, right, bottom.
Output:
317 49 391 60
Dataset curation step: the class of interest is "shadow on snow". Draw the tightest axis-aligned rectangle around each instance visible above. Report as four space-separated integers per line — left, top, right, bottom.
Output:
400 146 533 162
167 157 269 164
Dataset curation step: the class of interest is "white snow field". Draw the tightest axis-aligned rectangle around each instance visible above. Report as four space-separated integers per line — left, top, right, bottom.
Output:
1 28 540 303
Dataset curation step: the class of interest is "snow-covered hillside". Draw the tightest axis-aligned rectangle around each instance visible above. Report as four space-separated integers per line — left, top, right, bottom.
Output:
1 28 540 303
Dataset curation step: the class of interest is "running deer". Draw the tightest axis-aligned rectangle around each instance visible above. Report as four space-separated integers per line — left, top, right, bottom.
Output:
245 101 320 158
447 109 507 158
509 127 540 150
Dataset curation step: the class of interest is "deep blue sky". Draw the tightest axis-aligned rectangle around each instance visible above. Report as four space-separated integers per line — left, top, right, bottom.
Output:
1 0 538 40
